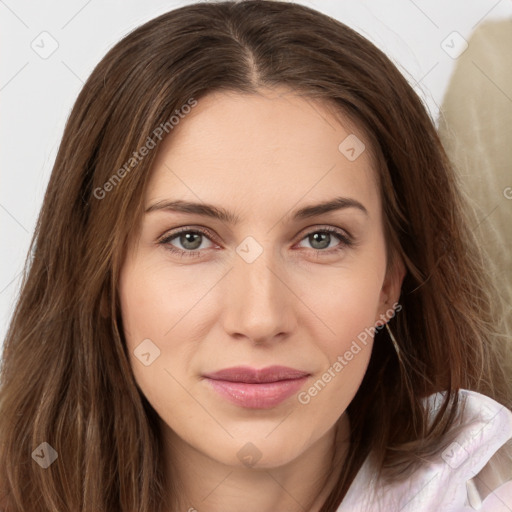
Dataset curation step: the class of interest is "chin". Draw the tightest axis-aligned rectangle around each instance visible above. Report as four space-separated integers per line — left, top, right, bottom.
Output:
205 434 311 470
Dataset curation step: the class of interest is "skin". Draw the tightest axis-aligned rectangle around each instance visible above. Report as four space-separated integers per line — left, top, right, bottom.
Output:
118 85 405 512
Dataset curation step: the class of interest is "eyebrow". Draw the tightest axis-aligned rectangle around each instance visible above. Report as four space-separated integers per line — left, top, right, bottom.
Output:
145 196 368 224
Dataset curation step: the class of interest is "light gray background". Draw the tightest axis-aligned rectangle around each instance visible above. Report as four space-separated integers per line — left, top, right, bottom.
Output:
2 0 511 350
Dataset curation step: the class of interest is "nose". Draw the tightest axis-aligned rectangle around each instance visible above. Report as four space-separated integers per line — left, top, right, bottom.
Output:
221 240 297 345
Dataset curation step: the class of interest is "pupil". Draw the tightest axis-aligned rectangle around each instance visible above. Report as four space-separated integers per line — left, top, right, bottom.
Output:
311 232 329 249
182 233 201 250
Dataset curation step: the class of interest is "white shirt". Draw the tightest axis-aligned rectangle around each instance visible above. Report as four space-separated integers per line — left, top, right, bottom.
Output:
338 389 512 511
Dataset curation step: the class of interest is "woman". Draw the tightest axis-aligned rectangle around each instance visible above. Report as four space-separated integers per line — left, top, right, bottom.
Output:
0 1 511 511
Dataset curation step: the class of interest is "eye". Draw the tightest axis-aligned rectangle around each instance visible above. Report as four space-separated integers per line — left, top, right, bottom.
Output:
158 227 217 258
295 226 353 254
157 225 354 259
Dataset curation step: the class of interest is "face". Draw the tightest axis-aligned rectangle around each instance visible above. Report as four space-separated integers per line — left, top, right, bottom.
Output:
118 86 403 470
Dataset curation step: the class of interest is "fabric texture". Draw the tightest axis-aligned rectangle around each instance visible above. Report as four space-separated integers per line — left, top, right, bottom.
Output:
337 389 512 511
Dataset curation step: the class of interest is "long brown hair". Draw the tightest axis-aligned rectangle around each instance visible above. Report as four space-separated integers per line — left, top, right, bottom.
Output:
1 1 510 511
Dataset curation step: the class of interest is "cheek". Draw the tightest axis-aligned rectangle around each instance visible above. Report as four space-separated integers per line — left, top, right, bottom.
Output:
117 260 185 394
118 278 164 361
293 273 381 429
294 250 385 411
119 257 200 346
302 259 385 351
118 256 218 408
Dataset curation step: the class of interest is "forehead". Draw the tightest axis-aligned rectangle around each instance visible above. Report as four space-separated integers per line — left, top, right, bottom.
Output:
146 86 380 220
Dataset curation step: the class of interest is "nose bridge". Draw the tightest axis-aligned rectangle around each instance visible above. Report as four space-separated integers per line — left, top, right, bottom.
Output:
237 235 277 296
223 234 294 342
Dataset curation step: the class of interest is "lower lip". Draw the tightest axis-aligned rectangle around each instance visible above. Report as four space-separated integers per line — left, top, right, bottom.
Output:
205 377 309 409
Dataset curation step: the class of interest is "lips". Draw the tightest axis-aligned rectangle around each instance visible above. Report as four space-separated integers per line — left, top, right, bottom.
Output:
204 365 310 383
202 365 310 409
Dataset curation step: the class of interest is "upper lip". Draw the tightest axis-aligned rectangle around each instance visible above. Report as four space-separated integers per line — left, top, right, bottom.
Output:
203 365 310 383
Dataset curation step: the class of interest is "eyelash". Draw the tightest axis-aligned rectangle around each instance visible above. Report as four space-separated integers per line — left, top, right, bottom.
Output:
157 226 354 259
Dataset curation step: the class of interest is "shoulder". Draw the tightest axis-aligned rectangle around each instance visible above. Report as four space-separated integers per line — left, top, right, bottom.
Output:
339 389 512 512
445 390 512 511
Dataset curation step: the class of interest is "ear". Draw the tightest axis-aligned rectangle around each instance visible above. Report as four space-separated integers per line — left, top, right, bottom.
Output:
375 254 406 327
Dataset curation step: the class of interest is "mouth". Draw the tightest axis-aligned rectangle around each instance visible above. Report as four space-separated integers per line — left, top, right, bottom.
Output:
202 365 310 409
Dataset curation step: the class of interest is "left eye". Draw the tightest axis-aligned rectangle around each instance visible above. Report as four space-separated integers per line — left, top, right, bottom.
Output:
297 229 351 251
158 227 353 257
